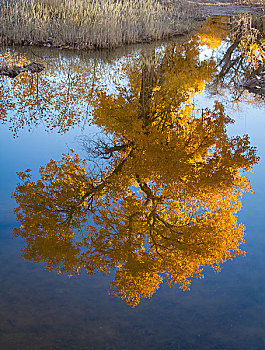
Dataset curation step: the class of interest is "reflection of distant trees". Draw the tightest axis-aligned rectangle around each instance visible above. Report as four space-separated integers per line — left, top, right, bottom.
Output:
0 40 182 137
13 42 259 306
0 50 103 136
205 15 265 102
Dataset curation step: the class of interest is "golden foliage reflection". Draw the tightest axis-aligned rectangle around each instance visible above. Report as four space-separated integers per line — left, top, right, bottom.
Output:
12 38 259 307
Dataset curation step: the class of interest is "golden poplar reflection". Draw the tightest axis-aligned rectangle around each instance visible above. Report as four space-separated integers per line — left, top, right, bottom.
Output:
12 40 259 307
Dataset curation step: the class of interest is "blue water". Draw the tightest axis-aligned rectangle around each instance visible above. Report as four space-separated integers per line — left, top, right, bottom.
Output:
1 23 265 349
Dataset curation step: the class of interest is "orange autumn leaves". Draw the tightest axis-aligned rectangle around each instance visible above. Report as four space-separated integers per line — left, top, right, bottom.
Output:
12 37 259 307
199 17 230 50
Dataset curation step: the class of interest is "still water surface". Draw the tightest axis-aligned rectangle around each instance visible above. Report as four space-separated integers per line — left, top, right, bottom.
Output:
0 15 265 350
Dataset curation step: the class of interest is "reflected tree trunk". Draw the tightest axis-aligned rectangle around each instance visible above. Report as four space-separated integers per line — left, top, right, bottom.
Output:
139 52 156 125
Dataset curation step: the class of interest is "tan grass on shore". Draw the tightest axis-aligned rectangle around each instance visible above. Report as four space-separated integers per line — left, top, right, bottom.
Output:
0 0 198 49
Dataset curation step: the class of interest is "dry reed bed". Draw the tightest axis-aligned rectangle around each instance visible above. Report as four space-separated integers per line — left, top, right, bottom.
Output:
0 0 197 49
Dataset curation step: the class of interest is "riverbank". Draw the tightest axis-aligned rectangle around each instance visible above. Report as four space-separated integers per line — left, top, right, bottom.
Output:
0 0 264 50
195 0 264 17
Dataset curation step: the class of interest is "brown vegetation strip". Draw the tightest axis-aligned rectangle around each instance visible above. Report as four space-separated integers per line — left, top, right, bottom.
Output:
0 0 198 49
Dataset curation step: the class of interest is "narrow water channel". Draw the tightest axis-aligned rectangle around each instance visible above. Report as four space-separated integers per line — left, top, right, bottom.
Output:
0 15 265 350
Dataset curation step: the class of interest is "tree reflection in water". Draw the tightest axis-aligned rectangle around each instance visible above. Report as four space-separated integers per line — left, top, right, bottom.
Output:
12 35 259 307
201 15 265 102
0 50 99 136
